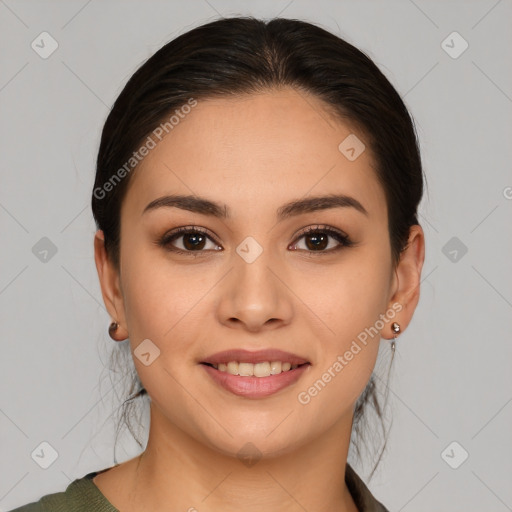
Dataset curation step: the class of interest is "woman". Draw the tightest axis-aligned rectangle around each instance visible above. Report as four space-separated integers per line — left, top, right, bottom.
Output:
11 15 425 512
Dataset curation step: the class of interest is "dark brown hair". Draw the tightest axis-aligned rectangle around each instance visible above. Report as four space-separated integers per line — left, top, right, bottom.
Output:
92 16 426 477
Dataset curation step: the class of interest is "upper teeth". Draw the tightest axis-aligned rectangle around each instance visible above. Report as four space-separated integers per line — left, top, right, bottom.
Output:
212 361 300 377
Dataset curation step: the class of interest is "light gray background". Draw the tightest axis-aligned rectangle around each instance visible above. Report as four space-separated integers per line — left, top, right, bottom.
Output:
1 1 511 510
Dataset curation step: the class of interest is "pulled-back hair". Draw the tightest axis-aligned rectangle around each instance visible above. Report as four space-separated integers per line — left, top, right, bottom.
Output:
91 16 426 478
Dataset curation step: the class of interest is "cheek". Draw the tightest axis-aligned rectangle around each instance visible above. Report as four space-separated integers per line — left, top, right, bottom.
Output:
302 260 390 344
120 244 210 337
294 253 390 401
295 273 388 431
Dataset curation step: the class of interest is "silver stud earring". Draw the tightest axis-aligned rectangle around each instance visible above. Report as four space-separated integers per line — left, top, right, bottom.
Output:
390 322 401 354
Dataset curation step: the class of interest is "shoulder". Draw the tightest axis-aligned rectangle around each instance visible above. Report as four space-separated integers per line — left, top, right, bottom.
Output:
7 469 119 512
7 486 73 512
8 502 45 512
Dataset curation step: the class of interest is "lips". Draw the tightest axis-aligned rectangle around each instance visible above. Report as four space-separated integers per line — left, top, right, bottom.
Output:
201 361 311 398
200 348 309 366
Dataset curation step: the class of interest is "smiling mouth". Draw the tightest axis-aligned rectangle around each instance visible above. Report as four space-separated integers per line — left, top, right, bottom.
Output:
201 361 310 377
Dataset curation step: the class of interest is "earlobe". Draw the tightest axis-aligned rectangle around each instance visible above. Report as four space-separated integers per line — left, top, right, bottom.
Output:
385 225 425 339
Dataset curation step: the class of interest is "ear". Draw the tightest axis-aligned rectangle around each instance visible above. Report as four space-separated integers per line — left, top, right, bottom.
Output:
384 224 425 339
94 229 128 339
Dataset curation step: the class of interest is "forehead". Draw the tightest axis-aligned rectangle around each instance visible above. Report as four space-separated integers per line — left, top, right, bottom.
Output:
122 88 387 224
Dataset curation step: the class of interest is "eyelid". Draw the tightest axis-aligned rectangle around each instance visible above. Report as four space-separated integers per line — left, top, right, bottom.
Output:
159 223 354 254
292 224 349 241
158 225 222 254
289 224 353 251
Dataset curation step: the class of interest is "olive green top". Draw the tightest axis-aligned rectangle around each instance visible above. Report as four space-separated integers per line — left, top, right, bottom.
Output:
9 463 389 511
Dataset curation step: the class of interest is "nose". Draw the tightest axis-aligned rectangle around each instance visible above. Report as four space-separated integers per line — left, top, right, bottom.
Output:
215 244 294 333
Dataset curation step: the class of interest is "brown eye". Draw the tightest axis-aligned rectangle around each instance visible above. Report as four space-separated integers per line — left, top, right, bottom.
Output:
181 232 207 250
304 232 329 251
290 226 354 253
159 227 221 254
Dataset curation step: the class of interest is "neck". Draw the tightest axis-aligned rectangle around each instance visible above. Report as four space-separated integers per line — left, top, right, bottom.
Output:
121 403 359 512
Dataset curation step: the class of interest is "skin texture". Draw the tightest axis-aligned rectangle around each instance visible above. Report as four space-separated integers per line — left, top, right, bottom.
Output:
93 87 425 512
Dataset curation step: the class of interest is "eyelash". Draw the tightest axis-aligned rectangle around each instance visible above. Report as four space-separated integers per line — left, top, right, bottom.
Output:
157 224 355 256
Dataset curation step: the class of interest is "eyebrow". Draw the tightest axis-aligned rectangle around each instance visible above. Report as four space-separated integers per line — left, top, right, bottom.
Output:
142 193 369 220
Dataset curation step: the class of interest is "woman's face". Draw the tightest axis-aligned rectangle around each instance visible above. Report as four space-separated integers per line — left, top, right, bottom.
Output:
96 87 423 459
